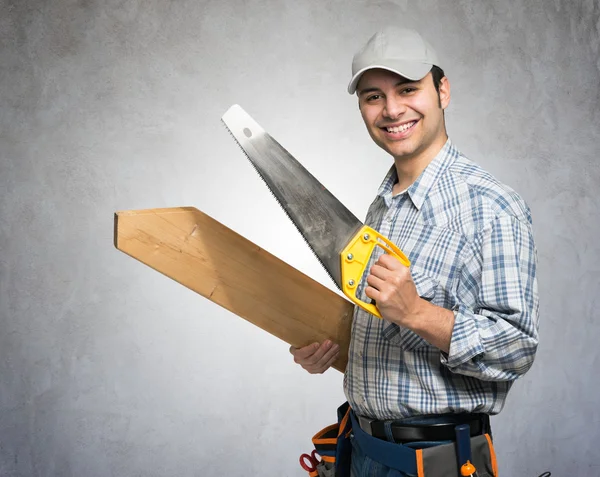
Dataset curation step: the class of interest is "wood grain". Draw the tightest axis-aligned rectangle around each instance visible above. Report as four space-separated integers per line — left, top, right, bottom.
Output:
114 207 354 372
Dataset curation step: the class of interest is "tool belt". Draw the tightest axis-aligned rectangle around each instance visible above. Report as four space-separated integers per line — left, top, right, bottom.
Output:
355 413 490 443
300 402 498 477
351 410 498 477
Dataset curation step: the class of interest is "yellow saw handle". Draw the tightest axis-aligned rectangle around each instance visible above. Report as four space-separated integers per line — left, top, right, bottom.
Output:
340 225 410 318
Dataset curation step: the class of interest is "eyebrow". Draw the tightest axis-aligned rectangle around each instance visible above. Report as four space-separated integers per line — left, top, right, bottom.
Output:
358 78 418 96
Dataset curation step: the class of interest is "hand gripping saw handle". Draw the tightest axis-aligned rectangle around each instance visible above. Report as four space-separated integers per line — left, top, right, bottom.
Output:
341 225 411 319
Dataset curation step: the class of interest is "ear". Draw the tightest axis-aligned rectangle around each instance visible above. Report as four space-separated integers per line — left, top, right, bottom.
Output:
357 95 366 115
439 76 451 110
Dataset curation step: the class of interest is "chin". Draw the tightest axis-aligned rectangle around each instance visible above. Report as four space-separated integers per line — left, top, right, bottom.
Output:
385 143 417 159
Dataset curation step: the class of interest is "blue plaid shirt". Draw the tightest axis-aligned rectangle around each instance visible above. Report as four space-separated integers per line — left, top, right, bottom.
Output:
344 139 539 419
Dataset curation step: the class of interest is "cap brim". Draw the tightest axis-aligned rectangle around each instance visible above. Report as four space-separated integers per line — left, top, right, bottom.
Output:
347 62 433 94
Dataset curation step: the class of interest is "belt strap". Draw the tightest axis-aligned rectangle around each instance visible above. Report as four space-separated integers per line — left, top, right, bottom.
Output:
356 413 489 443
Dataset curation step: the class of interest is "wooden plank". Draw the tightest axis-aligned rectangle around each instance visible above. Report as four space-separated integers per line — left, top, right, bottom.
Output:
114 207 354 372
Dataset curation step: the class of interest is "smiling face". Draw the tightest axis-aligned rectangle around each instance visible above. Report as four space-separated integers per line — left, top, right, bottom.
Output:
357 68 450 167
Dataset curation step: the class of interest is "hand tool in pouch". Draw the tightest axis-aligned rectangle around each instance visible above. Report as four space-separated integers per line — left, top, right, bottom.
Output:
455 424 478 477
221 104 410 318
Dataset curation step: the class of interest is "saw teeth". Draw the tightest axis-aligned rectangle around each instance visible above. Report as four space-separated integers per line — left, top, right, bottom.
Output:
220 120 339 290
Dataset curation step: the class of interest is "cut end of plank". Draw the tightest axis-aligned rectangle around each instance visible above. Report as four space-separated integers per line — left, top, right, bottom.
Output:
113 212 120 250
114 207 199 251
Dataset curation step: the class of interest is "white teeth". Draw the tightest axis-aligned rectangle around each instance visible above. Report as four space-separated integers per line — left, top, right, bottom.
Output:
386 121 415 133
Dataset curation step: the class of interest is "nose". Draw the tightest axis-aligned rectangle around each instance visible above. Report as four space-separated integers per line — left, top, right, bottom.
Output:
383 97 406 119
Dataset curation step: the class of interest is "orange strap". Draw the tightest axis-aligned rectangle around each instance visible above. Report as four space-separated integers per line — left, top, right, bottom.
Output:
415 449 425 477
338 406 351 437
312 423 338 446
485 433 498 476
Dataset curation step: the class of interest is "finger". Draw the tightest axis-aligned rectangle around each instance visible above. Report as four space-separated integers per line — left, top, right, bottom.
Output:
291 342 319 359
309 351 340 374
319 348 341 373
306 345 340 374
364 285 380 301
369 263 394 280
295 341 333 365
319 342 340 364
378 253 408 270
306 340 337 365
304 342 339 371
366 273 386 290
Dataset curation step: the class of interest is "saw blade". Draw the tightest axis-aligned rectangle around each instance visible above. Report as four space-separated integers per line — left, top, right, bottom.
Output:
221 104 363 289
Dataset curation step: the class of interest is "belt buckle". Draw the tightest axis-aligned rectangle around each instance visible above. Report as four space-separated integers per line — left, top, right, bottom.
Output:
357 415 375 436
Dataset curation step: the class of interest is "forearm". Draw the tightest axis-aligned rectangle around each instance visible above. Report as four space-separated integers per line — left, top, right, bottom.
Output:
397 298 455 354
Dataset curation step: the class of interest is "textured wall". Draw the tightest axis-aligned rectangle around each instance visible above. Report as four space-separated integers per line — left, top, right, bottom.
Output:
1 0 599 476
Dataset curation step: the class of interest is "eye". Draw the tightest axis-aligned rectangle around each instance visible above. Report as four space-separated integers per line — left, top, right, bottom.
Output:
366 94 382 102
400 87 417 94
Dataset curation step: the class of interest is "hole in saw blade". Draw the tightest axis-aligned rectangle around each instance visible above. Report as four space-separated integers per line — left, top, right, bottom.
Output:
243 128 252 138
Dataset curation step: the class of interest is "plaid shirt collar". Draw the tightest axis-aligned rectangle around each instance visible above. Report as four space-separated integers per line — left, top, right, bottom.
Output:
376 138 459 210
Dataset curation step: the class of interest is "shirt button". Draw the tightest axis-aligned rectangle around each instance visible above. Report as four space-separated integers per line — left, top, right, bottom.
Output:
386 214 393 223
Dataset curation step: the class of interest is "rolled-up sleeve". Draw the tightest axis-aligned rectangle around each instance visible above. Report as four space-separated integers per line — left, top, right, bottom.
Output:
441 214 539 381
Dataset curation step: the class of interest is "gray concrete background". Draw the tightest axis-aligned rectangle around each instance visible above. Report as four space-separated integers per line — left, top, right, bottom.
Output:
1 0 599 475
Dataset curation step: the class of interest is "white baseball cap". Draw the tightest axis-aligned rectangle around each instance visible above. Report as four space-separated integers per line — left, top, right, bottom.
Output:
348 27 440 94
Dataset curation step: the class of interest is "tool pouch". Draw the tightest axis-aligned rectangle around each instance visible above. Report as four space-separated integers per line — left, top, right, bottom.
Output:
416 433 498 477
305 402 352 477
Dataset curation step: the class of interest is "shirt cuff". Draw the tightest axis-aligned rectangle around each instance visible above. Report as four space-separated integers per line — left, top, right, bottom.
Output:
440 305 485 370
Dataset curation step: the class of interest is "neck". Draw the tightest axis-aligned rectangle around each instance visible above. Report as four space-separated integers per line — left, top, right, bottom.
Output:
392 133 448 193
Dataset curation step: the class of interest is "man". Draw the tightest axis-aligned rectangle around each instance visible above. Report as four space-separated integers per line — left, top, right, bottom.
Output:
290 27 539 475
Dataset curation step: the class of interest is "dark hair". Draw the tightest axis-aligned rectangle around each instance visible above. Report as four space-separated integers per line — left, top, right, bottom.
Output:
430 65 445 107
430 65 445 95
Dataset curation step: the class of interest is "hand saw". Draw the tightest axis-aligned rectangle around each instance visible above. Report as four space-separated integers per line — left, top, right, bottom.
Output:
221 104 410 318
